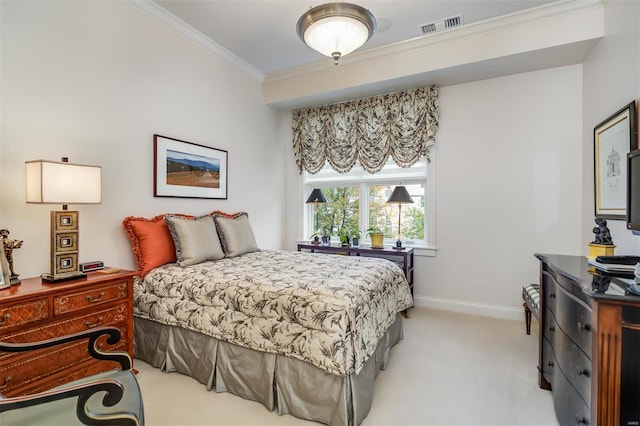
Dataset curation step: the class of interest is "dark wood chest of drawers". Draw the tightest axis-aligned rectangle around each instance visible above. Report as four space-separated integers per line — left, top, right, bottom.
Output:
536 254 640 426
0 269 134 397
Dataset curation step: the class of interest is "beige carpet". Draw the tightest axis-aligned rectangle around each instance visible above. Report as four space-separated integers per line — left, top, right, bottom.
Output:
134 308 558 425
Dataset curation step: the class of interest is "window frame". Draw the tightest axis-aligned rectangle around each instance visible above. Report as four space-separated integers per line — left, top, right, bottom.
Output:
302 154 437 254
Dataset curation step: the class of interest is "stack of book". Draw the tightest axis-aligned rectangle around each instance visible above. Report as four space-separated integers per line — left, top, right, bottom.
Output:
588 256 640 275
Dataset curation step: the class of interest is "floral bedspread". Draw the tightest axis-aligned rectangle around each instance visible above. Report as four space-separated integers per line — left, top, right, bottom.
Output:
133 250 413 376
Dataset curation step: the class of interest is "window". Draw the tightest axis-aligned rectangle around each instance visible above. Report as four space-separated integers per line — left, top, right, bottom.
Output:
313 186 360 238
369 183 425 240
304 157 434 248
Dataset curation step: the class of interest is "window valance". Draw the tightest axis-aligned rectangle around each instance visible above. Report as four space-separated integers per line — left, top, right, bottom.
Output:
292 86 439 174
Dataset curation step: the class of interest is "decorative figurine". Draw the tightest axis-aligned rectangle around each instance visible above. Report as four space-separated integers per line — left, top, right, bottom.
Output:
588 218 616 258
1 229 23 285
592 218 614 245
591 273 611 293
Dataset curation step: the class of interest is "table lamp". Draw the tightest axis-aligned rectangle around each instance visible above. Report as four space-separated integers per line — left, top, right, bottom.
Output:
306 188 327 244
387 185 414 249
25 157 102 282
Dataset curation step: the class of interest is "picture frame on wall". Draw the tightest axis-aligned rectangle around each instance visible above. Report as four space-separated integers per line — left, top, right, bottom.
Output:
594 101 637 219
154 134 228 199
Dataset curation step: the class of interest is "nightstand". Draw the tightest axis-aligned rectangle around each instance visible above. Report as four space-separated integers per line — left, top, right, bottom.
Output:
0 269 135 397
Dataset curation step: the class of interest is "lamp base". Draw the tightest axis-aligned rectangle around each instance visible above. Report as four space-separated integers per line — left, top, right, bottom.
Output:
393 240 406 250
41 271 87 283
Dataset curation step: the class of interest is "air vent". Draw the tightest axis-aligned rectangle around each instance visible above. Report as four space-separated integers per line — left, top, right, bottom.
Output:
419 14 463 35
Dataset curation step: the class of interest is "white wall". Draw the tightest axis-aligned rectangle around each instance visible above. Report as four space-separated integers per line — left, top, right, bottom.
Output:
582 0 640 253
284 65 584 319
0 1 285 278
421 66 584 318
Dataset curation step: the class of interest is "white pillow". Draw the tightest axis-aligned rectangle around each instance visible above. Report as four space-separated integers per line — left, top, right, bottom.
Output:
213 212 258 258
165 215 225 266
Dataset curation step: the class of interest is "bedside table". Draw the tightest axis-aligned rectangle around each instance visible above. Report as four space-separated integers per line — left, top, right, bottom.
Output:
0 269 135 397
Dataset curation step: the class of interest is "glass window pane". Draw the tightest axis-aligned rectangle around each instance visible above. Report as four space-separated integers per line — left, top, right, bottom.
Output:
369 184 424 240
315 187 360 237
401 183 425 240
368 185 391 237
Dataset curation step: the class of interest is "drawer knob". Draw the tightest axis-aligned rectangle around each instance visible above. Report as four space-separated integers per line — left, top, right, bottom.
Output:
575 416 588 424
547 361 554 367
548 325 555 332
549 293 556 299
0 376 12 389
84 316 104 329
0 313 10 325
576 368 590 377
86 292 105 303
577 321 591 332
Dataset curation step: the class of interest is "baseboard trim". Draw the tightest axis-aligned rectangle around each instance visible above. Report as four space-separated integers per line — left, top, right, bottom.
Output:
413 296 524 321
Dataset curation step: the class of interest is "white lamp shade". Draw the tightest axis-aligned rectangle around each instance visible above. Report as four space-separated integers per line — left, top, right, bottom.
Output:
26 160 102 204
304 16 370 58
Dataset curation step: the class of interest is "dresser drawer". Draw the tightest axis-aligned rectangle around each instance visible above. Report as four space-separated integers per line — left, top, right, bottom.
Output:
54 281 128 315
541 335 556 386
543 275 557 317
540 309 591 425
551 360 591 426
543 271 592 356
554 284 592 356
548 310 591 404
0 299 48 331
0 303 128 362
21 357 126 396
0 324 128 397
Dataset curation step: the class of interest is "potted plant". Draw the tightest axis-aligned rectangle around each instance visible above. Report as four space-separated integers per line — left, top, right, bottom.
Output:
321 228 331 245
351 228 361 247
338 227 351 247
309 232 321 245
366 226 384 248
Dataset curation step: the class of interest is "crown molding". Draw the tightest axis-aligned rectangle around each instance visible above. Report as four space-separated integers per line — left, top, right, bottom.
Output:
126 0 264 81
264 0 604 83
263 0 604 109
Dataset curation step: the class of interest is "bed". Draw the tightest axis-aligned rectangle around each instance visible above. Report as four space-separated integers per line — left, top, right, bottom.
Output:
124 212 412 426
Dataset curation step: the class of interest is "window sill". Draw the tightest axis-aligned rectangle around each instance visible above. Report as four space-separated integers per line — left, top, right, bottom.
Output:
406 245 437 257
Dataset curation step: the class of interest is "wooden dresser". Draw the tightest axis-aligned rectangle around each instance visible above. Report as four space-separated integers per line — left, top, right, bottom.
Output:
535 254 640 426
0 269 134 397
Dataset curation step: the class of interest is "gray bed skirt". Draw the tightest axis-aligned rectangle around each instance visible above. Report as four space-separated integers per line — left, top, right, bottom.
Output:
133 313 404 426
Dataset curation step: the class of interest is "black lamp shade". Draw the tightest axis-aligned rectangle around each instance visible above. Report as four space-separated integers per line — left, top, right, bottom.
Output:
386 186 413 204
306 188 327 204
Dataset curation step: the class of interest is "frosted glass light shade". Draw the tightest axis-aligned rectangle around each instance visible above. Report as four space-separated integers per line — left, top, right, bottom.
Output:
297 2 376 64
26 160 102 204
304 16 370 58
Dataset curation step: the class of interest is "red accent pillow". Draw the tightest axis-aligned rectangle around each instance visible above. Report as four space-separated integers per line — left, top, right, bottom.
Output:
123 214 193 277
123 211 238 277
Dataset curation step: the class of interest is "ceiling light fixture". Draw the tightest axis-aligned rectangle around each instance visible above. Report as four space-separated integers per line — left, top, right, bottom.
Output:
297 2 376 65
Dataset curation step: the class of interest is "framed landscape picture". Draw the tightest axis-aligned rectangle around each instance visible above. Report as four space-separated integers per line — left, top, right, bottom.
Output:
154 134 228 199
594 101 637 219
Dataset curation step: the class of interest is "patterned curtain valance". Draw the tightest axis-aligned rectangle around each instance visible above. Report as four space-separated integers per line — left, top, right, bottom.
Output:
292 86 439 174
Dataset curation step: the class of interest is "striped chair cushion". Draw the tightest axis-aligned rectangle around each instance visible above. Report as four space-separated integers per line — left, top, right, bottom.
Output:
522 283 541 317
